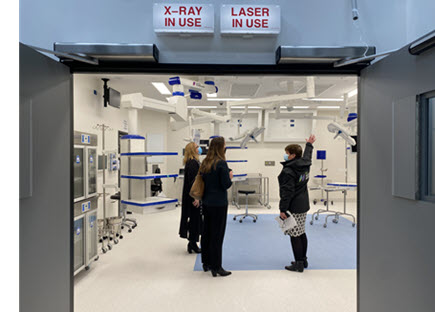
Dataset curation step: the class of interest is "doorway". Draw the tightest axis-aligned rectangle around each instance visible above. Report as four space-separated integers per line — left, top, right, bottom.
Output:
72 72 359 312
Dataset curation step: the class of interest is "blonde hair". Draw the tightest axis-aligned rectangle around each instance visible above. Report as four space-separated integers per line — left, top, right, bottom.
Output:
199 137 226 174
183 142 199 164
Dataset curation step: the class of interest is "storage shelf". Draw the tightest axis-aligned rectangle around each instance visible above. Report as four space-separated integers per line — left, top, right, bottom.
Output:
121 174 178 180
121 152 178 156
227 160 248 163
121 197 178 207
327 183 357 187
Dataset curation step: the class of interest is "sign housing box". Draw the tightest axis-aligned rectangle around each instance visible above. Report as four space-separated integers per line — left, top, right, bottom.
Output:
220 4 280 35
153 3 215 35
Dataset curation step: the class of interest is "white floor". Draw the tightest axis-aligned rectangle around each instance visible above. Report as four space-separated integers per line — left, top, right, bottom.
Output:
74 201 357 312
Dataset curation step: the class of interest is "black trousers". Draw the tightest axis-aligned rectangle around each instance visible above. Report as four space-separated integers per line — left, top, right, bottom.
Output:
188 205 202 243
201 205 228 270
179 202 202 243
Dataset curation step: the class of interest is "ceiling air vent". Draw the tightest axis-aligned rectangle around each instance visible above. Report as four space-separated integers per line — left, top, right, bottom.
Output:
230 84 260 97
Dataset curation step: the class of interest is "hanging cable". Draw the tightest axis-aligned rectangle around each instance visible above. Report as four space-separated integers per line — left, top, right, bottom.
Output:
351 0 369 58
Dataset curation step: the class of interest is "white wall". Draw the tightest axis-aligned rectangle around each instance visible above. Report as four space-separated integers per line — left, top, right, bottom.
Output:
20 0 434 64
74 74 170 218
166 110 357 203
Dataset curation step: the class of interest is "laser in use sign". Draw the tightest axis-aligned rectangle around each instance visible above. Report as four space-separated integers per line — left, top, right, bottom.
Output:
153 3 214 34
221 5 280 35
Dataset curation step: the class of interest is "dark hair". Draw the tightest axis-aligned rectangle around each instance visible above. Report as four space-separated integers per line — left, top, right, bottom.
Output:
285 144 302 158
199 137 226 173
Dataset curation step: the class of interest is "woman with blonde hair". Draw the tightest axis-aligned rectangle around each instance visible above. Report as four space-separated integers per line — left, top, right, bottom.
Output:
200 137 233 277
179 142 203 253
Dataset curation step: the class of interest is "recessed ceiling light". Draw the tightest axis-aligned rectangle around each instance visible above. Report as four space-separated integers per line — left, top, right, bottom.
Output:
151 82 171 95
232 106 262 109
208 98 249 102
318 106 341 109
187 106 218 109
303 98 344 102
292 106 310 109
348 89 358 97
207 93 217 98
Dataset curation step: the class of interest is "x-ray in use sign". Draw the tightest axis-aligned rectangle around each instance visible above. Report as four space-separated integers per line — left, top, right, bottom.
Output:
153 3 214 34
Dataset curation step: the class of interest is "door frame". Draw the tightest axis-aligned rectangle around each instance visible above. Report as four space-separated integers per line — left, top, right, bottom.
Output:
20 46 364 311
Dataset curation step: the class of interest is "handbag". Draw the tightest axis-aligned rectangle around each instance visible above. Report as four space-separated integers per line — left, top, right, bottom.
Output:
189 173 204 200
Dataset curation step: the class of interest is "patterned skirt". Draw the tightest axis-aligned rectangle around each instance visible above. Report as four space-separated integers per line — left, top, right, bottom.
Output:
285 212 307 237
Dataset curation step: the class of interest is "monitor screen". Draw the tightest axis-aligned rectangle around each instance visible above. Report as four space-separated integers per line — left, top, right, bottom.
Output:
98 155 107 170
109 88 121 109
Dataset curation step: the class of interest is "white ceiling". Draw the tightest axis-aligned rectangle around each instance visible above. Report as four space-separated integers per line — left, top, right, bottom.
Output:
80 74 358 109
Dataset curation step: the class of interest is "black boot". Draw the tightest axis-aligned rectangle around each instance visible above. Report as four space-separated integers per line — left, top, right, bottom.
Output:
285 261 304 273
187 242 201 254
202 264 210 272
291 257 308 268
211 267 232 277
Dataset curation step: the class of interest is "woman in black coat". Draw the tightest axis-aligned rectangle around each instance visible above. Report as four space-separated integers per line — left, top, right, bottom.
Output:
278 134 315 273
179 142 202 254
200 137 233 277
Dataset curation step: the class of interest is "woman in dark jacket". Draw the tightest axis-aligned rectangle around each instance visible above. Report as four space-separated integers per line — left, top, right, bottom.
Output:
278 134 315 273
179 142 202 254
200 137 233 277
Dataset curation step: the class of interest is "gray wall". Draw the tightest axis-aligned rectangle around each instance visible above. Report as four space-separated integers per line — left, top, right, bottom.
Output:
406 0 435 42
19 0 412 64
20 44 73 312
359 45 435 311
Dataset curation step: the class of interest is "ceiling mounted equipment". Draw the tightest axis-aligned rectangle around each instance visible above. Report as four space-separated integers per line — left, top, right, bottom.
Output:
276 46 375 65
53 43 159 63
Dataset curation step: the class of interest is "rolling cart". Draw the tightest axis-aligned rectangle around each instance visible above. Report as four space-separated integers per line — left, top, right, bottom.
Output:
231 173 271 209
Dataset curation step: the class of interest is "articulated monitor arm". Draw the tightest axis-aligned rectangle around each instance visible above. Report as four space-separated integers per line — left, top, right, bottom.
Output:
230 127 265 148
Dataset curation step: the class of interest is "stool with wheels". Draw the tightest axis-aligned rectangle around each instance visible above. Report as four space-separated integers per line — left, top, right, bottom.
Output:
233 190 258 223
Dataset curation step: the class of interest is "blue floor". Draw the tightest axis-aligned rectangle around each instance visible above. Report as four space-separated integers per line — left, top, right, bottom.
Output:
194 214 356 271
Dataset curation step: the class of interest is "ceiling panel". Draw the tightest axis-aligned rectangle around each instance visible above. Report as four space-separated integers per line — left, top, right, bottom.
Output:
230 83 261 97
79 74 358 109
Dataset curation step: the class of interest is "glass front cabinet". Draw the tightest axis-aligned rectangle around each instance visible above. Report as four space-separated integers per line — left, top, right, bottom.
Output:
73 131 99 275
86 147 98 198
74 146 86 202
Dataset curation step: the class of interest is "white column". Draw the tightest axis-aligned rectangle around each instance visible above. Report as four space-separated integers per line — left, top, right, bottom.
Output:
128 109 138 135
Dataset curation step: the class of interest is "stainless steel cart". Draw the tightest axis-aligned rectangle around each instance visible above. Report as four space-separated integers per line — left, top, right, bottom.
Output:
310 183 357 228
231 173 271 209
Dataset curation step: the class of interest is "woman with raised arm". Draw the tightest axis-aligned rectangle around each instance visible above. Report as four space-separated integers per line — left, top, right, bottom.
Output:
278 134 316 273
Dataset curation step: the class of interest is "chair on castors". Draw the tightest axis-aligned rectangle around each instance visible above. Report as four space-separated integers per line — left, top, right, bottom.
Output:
110 192 137 233
233 190 258 223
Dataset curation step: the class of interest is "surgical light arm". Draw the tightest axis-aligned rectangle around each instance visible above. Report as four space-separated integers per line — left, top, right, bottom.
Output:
190 108 231 123
121 92 187 122
168 76 218 98
327 122 356 146
230 127 265 148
